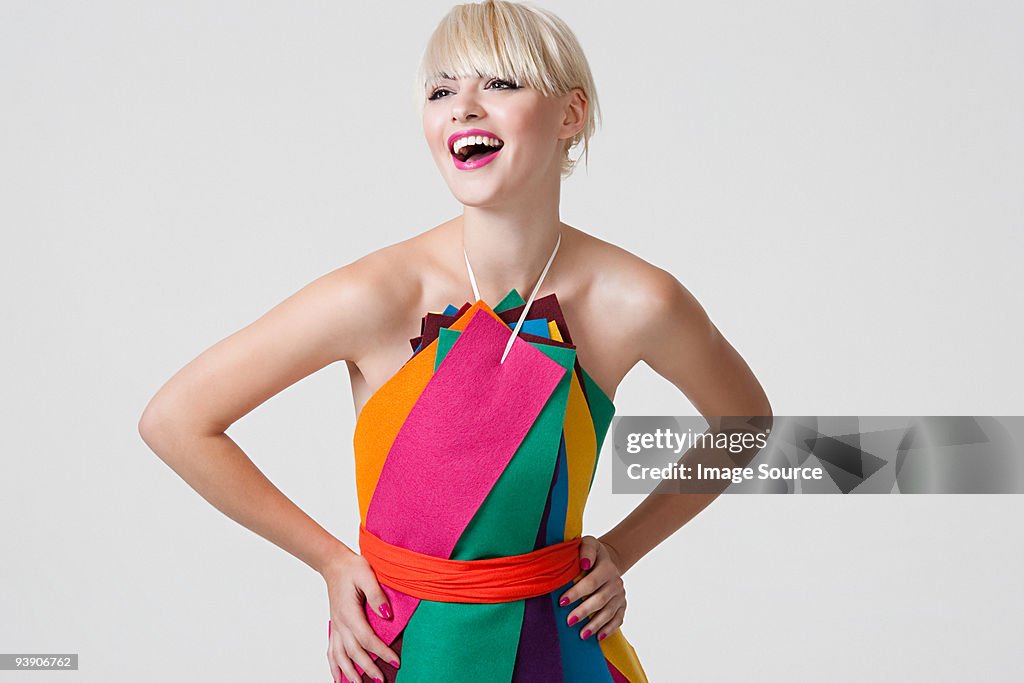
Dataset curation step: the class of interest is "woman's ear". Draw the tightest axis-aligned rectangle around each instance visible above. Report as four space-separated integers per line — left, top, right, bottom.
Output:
560 87 588 141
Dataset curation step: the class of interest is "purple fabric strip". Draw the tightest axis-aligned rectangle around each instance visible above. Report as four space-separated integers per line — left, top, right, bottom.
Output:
512 594 565 681
511 444 566 680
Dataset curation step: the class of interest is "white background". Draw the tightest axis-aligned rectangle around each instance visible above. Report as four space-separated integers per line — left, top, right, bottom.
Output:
2 1 1022 681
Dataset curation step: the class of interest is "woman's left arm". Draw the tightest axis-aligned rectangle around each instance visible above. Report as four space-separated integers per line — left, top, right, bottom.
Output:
599 265 773 574
559 265 772 640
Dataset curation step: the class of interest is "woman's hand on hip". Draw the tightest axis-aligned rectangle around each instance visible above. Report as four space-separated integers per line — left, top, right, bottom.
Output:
322 553 400 683
557 535 628 642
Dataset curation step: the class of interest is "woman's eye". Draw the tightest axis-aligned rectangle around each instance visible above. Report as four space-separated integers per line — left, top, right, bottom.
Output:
488 78 519 90
427 79 519 101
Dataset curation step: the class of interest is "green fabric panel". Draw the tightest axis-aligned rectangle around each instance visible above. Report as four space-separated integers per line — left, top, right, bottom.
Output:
581 368 616 495
398 335 576 682
397 601 524 683
494 287 525 313
435 326 459 372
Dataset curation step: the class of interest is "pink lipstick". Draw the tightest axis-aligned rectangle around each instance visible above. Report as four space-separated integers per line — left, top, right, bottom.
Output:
448 128 504 170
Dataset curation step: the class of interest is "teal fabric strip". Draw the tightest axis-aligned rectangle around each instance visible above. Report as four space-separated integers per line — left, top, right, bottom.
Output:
580 368 615 495
550 578 616 681
494 287 525 312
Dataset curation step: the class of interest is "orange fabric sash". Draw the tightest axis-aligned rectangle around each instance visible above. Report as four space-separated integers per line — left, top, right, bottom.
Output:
358 523 582 604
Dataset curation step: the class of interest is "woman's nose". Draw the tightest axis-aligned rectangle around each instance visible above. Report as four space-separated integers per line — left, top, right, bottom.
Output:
451 91 482 122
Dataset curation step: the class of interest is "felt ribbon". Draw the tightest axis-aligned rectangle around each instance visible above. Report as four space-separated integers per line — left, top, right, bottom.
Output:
359 523 583 603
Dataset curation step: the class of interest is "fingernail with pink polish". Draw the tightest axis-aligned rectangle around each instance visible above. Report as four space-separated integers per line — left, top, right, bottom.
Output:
581 558 591 570
581 628 592 639
379 603 392 619
598 632 607 641
559 596 569 607
567 615 578 626
391 659 400 668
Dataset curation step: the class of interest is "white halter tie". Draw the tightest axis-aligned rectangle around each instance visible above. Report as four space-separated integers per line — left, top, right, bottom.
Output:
463 231 561 364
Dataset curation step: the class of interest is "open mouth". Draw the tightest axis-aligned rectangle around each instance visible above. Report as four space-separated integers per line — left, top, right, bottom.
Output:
450 135 505 163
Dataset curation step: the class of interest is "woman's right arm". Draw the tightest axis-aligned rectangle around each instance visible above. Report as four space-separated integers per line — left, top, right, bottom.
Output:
137 257 402 682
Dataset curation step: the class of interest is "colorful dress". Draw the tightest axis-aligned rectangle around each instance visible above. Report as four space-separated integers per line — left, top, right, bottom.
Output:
335 235 648 682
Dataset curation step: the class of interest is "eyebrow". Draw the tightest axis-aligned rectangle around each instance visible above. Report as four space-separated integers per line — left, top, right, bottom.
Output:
425 73 455 88
431 69 490 83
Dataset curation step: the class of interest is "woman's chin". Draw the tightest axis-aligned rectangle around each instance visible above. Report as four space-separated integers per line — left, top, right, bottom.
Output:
447 183 509 209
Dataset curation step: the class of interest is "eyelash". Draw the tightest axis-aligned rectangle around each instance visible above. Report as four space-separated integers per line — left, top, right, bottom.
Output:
427 79 519 101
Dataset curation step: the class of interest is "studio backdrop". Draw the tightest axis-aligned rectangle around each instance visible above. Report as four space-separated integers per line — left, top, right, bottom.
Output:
1 1 1021 681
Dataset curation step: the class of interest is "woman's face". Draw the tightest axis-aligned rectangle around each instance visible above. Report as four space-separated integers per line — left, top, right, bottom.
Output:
422 73 571 208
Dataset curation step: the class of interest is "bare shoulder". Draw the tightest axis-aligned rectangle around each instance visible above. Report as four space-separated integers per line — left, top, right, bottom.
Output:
315 230 439 365
564 225 712 367
569 227 712 323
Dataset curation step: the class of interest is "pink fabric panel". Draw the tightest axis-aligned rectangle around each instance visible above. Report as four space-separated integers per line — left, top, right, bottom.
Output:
607 659 632 683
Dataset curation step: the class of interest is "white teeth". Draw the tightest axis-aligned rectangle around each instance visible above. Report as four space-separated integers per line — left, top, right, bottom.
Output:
452 135 503 154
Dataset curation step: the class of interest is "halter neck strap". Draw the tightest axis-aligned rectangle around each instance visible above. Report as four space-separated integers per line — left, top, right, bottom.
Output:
463 230 561 364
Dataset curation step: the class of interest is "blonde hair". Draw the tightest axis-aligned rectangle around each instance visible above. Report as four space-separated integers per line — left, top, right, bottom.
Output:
414 0 601 179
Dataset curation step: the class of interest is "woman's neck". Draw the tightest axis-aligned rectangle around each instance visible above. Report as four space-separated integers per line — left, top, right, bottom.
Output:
459 207 563 303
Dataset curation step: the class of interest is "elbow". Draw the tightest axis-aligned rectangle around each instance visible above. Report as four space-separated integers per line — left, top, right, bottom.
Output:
139 392 226 461
138 398 167 452
138 395 186 457
754 383 773 421
750 396 773 435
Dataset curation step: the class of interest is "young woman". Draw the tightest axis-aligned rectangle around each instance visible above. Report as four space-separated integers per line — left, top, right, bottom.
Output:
139 2 771 682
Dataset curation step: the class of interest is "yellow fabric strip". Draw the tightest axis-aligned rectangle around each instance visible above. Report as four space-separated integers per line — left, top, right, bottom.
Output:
562 369 597 540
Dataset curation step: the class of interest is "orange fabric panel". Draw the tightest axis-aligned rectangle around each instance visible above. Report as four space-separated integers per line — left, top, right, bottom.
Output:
352 340 436 522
